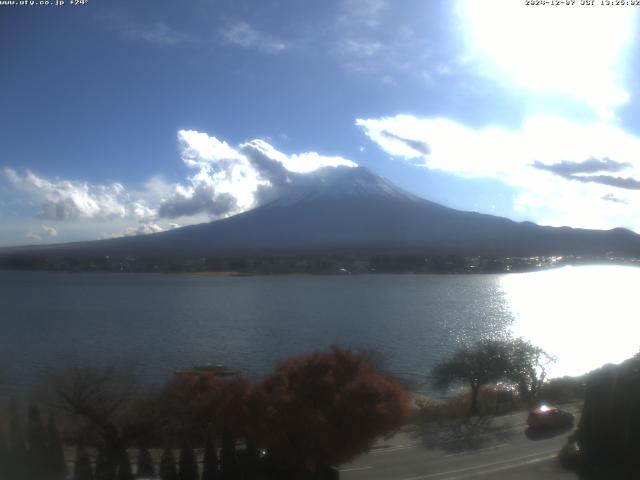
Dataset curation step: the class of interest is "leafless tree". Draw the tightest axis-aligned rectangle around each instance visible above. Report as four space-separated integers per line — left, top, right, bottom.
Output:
432 338 553 415
42 362 158 479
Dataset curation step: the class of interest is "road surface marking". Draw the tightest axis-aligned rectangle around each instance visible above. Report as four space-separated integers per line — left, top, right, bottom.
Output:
369 443 421 455
398 448 559 480
441 454 557 479
339 466 373 472
444 443 508 457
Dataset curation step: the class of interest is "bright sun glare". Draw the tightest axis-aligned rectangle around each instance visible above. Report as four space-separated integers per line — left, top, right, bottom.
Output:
501 265 640 378
461 0 636 115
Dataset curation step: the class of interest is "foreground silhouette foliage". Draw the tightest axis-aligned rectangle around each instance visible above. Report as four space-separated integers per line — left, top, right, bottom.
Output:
247 346 411 472
116 451 134 480
73 442 94 480
571 353 640 477
0 403 66 480
160 447 178 480
201 426 220 480
504 338 554 403
162 374 252 441
220 427 238 479
47 413 67 480
47 364 153 479
432 338 551 414
2 346 411 478
27 404 47 478
136 447 155 478
178 441 198 480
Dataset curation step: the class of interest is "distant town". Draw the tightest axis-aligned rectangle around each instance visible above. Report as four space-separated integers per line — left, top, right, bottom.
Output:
1 252 639 275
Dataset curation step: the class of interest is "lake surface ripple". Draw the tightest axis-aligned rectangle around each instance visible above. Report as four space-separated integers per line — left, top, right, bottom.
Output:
0 265 636 393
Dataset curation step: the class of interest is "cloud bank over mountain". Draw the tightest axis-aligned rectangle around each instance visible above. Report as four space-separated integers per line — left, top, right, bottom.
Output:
157 131 357 221
3 168 154 222
357 114 640 232
2 131 357 243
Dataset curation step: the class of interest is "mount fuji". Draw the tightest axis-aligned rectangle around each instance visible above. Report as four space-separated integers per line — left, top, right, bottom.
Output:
5 166 640 258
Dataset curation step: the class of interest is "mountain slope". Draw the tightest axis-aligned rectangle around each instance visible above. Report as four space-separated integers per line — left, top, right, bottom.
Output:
5 167 640 258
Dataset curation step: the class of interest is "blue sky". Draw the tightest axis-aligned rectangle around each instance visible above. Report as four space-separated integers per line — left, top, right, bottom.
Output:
2 0 640 245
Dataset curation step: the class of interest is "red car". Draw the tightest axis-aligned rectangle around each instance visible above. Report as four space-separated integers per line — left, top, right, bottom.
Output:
527 405 575 430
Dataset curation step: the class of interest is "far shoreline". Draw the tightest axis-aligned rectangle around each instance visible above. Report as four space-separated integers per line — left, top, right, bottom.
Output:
1 258 640 276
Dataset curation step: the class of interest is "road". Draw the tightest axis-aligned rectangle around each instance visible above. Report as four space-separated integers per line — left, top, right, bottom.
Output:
339 406 581 480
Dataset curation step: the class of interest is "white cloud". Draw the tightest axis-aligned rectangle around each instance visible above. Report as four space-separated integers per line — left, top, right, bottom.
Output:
178 130 244 168
4 168 154 222
25 224 58 242
158 130 357 219
99 222 181 240
103 13 194 46
357 114 640 231
40 224 58 237
240 139 356 174
338 0 388 28
157 131 269 219
340 38 384 58
220 22 288 54
130 22 193 46
2 131 358 244
334 25 431 76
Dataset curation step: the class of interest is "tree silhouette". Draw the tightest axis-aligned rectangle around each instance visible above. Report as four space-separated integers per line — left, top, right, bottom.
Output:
247 346 410 473
432 338 550 414
116 450 134 480
94 448 115 480
136 447 155 478
503 338 554 403
46 414 67 480
159 448 178 480
27 404 47 477
9 400 27 480
48 364 153 478
0 424 8 480
178 441 198 480
201 426 219 480
240 440 259 480
432 339 510 415
73 442 94 480
162 374 252 441
220 428 238 480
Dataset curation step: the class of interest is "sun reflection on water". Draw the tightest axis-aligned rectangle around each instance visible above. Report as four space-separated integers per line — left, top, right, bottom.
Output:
500 265 640 378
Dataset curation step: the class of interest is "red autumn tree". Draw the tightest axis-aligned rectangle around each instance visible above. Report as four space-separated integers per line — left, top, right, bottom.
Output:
247 346 411 472
162 373 253 439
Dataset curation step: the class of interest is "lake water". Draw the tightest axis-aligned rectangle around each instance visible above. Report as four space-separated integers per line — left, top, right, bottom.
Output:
0 265 638 394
